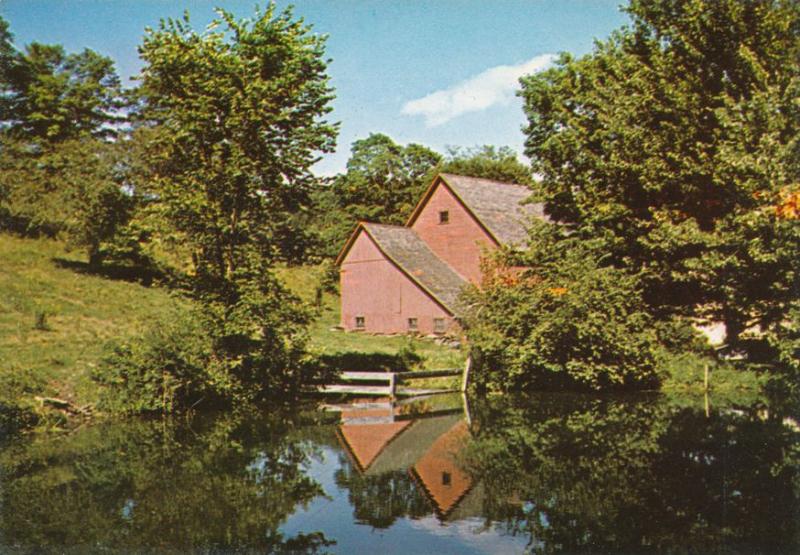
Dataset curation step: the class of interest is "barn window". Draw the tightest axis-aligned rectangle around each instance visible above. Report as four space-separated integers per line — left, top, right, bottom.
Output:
355 316 365 329
439 210 449 224
442 471 451 486
408 318 418 331
433 318 445 334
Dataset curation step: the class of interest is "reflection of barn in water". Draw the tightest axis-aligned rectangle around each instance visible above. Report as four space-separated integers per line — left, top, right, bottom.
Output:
332 398 480 521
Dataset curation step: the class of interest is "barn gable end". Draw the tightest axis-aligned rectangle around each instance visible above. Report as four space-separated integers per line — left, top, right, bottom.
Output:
407 176 497 284
338 223 464 334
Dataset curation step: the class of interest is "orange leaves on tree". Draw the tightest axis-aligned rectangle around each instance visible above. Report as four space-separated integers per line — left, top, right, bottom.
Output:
775 188 800 220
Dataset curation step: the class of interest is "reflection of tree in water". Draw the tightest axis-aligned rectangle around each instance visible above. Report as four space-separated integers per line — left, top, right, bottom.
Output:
464 394 800 554
0 410 335 553
334 461 433 529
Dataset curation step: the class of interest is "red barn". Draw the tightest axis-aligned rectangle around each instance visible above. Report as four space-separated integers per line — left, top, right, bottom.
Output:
336 173 546 335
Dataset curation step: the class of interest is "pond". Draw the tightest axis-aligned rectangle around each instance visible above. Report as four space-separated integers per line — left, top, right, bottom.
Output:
0 392 798 554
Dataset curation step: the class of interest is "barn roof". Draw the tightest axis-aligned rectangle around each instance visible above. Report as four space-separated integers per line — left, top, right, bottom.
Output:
407 173 547 246
337 420 413 473
360 223 468 314
410 420 473 518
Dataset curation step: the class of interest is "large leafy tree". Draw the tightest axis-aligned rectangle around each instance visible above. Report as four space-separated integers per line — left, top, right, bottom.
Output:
137 6 336 288
331 133 442 225
111 5 338 406
0 16 130 263
0 18 124 142
519 0 800 357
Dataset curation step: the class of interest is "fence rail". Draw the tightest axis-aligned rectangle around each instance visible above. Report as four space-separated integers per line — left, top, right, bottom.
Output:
317 357 471 398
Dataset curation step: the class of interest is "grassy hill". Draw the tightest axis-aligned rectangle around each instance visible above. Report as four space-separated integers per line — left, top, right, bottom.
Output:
0 235 465 417
0 235 183 407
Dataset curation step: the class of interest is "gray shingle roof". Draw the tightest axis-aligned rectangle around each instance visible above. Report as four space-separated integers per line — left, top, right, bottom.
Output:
439 173 547 246
363 223 467 314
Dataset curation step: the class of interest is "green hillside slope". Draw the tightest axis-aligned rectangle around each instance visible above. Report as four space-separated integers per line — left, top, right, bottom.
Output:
0 235 183 407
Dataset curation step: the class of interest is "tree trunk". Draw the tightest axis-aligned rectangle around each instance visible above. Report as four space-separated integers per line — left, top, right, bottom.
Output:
88 246 103 270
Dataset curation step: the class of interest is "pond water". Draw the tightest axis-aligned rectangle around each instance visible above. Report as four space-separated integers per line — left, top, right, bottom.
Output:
0 393 798 554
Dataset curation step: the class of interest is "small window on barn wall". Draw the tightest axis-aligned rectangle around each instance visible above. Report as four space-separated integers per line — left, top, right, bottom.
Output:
408 318 418 331
355 316 365 329
439 210 449 224
433 318 445 334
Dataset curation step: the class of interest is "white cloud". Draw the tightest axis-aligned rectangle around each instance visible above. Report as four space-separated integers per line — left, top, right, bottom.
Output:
401 54 555 127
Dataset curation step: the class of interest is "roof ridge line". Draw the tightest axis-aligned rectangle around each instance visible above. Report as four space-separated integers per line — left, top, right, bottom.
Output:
438 171 527 188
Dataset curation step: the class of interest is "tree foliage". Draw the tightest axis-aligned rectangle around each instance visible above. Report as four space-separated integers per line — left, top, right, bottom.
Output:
331 133 441 222
0 138 132 265
0 16 131 261
0 18 124 142
440 145 533 186
465 226 662 393
96 5 338 410
136 5 336 279
518 0 800 364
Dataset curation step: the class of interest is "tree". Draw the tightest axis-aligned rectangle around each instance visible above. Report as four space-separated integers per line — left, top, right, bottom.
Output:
332 133 441 224
0 138 132 266
0 16 131 261
137 5 336 289
441 145 533 185
519 0 800 358
305 133 442 257
0 19 125 142
108 5 338 408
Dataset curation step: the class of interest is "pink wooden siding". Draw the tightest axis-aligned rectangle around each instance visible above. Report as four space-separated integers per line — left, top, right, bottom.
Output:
409 182 496 284
339 230 456 334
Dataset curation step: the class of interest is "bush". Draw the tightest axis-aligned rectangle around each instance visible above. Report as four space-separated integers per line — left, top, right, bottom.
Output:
465 241 662 393
758 303 800 410
0 368 44 435
94 274 316 415
94 309 220 414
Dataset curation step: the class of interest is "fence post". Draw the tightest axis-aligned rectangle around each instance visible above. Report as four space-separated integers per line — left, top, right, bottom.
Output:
461 356 472 393
389 372 397 398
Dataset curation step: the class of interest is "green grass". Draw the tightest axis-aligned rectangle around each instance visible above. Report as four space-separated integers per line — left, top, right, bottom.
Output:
0 234 183 406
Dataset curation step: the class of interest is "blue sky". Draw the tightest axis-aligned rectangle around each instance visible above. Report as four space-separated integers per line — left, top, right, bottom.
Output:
2 1 629 175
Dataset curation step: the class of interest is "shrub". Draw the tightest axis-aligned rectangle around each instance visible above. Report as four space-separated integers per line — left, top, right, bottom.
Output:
464 241 662 393
94 309 220 415
759 303 800 410
94 275 316 415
